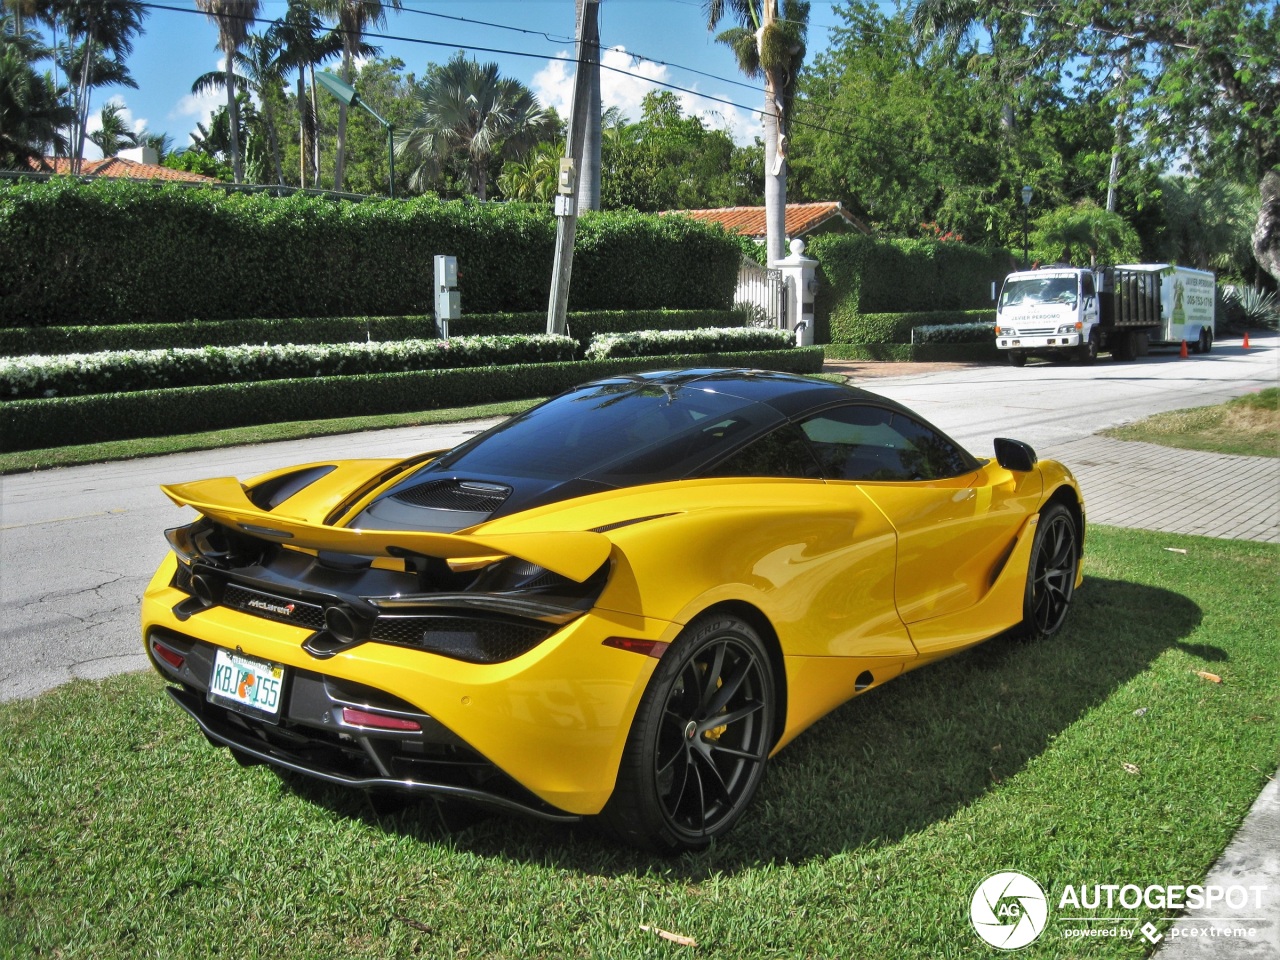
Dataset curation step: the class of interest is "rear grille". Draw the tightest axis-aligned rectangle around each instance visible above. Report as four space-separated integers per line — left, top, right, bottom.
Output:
222 584 326 630
391 480 509 512
372 615 554 663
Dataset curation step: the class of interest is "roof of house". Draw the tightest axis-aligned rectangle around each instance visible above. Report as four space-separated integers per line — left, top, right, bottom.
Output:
26 156 218 183
665 201 872 238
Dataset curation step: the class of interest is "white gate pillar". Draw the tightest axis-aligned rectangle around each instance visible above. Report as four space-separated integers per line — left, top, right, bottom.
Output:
774 238 818 346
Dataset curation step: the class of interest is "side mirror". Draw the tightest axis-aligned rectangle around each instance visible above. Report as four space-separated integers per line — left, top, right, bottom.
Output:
994 437 1037 472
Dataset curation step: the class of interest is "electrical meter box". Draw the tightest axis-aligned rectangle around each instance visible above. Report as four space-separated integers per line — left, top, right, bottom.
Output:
434 255 458 290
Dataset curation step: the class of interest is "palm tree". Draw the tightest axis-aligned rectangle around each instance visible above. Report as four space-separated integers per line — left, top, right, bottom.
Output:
192 31 288 184
397 53 557 199
0 21 73 166
87 99 137 156
194 0 258 183
55 0 145 173
315 0 401 192
705 0 808 265
269 0 345 188
498 141 561 202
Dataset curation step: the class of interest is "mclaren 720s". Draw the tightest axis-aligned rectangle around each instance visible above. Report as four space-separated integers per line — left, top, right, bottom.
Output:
141 368 1085 851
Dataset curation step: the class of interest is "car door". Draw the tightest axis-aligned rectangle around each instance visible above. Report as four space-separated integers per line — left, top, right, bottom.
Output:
796 404 1041 652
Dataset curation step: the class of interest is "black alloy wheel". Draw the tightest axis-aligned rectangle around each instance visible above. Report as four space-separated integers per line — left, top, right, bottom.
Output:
603 615 775 851
1022 503 1079 639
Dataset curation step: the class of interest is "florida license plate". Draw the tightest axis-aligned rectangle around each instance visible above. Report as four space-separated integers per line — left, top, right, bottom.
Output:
208 649 286 721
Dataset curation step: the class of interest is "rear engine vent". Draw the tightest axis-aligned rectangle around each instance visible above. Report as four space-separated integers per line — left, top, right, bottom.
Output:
391 480 511 513
372 615 554 663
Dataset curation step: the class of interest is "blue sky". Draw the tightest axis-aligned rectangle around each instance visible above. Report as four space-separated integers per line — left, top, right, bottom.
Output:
81 0 859 159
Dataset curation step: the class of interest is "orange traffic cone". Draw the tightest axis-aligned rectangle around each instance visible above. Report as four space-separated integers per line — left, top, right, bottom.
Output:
1180 339 1188 358
1243 331 1251 349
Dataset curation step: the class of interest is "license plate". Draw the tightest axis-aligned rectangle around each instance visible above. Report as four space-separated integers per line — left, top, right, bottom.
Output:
208 649 286 720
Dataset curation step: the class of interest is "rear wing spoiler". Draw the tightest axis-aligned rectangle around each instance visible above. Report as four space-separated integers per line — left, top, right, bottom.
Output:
161 476 611 583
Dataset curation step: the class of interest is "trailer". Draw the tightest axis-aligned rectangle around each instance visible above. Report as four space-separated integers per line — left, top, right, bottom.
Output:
995 264 1216 365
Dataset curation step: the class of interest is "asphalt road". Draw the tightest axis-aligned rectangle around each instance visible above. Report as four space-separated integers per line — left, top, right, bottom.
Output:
1 333 1275 702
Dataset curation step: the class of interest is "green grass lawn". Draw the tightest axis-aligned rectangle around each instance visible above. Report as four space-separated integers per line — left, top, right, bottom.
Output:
1101 388 1279 457
2 527 1276 959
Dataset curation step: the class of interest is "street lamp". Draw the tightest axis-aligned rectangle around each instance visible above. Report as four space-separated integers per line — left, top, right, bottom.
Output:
1020 184 1033 268
315 71 395 199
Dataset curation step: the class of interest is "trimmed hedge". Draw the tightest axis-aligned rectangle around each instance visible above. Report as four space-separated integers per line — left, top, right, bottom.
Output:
585 327 793 360
0 335 578 399
829 309 995 345
0 180 741 327
913 321 995 345
0 309 749 356
824 342 1002 362
807 233 1009 341
1 348 825 450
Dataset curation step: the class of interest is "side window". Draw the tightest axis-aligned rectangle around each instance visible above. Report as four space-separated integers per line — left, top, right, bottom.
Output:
798 405 973 482
1082 273 1096 298
701 424 823 479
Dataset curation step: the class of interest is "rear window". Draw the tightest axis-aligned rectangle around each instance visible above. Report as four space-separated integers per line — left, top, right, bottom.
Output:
430 380 783 483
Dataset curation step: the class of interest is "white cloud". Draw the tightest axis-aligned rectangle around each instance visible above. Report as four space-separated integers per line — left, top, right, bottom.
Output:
532 45 762 146
169 59 226 148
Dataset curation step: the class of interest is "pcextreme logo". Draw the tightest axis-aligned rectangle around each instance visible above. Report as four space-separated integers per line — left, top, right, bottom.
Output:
970 871 1049 950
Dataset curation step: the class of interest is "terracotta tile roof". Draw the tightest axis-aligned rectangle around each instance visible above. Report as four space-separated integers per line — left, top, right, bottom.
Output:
664 201 871 238
27 156 218 183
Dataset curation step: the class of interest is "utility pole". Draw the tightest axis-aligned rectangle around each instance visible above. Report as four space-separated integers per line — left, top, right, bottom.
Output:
546 0 600 335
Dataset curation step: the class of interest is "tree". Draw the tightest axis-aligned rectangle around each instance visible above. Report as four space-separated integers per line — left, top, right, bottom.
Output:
192 31 288 183
398 53 556 199
315 0 401 192
0 20 73 166
1029 200 1141 265
87 99 136 156
1004 0 1279 280
705 0 808 264
55 0 145 172
195 0 258 184
498 140 561 202
269 0 345 188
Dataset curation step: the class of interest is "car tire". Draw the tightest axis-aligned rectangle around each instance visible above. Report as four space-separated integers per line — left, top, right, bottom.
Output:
1008 352 1027 367
1021 503 1079 640
602 614 776 852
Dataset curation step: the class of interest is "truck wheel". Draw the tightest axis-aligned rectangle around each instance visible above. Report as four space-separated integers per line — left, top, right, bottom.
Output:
1199 329 1213 354
1113 332 1136 361
1077 332 1099 364
1008 352 1027 367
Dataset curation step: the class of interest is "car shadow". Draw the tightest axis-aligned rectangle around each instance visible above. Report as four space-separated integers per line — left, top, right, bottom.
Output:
280 576 1206 879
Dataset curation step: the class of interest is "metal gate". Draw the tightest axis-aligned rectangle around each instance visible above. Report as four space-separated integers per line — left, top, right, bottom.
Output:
734 255 787 328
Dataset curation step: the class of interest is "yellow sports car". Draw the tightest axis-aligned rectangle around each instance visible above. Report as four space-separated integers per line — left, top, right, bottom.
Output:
141 368 1085 850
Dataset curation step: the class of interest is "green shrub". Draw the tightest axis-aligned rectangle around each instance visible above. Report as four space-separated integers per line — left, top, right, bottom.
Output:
807 233 1010 334
0 180 741 327
1 348 825 450
912 321 995 345
829 309 995 344
823 342 1001 362
0 335 577 399
0 309 748 356
585 327 793 360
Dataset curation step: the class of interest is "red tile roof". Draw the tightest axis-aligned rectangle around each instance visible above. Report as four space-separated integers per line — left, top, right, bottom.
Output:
27 156 218 183
664 201 871 238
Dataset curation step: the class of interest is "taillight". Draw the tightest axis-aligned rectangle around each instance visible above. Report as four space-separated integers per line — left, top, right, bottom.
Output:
152 640 185 670
341 707 422 732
